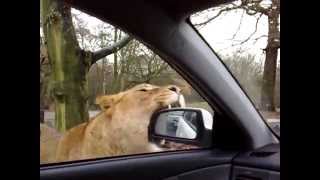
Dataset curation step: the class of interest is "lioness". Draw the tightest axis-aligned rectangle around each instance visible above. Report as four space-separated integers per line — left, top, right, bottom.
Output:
40 123 61 164
55 84 185 162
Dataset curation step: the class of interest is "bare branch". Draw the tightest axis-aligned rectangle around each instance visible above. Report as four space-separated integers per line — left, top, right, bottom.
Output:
244 7 259 15
193 0 269 27
231 10 245 40
252 34 268 45
92 36 133 64
194 6 241 27
241 0 270 15
231 13 263 46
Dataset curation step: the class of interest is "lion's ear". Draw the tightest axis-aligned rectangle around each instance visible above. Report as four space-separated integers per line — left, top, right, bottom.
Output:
95 95 104 106
95 95 112 111
95 94 123 111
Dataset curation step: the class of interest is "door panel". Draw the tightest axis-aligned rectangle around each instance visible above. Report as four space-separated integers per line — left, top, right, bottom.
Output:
41 149 237 180
232 143 280 180
232 166 280 180
233 144 280 171
164 164 231 180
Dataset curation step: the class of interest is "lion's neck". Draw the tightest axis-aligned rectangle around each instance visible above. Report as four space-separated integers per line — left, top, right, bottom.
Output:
85 112 109 134
81 110 159 157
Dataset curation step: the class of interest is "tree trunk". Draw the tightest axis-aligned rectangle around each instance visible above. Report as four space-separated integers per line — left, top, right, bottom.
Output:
261 44 277 111
111 28 119 93
41 0 89 132
41 0 132 131
102 58 106 94
260 0 280 111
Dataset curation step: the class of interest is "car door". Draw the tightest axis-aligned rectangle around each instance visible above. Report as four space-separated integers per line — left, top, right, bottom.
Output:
41 1 279 180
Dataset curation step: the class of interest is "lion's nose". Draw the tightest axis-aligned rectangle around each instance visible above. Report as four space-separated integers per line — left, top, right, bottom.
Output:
168 86 180 93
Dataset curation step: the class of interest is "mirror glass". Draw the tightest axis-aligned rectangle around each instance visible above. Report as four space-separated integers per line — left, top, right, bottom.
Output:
154 110 200 139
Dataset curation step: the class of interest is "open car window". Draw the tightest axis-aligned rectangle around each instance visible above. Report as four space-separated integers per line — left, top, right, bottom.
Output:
40 8 214 165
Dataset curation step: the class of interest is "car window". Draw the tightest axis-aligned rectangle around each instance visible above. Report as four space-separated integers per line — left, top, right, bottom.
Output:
190 0 280 136
40 8 214 165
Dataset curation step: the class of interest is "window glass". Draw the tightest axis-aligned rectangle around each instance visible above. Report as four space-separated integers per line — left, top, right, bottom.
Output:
190 0 280 136
40 8 213 164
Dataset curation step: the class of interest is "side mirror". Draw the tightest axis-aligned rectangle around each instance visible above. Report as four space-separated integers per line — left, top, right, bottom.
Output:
148 108 213 147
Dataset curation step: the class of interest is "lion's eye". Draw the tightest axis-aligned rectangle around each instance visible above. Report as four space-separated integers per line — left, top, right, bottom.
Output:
139 89 148 92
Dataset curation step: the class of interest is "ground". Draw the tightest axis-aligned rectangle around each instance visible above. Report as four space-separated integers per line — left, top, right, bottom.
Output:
260 111 280 120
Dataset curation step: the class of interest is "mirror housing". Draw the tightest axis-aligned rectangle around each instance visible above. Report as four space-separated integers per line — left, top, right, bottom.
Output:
148 108 213 148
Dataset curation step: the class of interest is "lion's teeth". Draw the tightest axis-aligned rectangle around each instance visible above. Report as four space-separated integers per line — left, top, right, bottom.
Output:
178 95 186 107
168 104 171 109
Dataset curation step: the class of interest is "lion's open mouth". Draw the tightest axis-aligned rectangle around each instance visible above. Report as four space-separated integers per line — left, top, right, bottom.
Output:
154 94 186 114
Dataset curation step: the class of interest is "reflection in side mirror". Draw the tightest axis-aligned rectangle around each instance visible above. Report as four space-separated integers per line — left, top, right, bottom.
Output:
149 108 213 147
155 110 199 139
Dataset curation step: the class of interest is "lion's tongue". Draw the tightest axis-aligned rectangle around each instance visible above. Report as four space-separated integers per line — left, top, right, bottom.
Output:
168 94 185 109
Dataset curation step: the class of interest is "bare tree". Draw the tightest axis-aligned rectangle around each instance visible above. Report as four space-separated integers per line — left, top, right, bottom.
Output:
223 53 264 105
41 0 132 131
194 0 280 111
119 41 169 88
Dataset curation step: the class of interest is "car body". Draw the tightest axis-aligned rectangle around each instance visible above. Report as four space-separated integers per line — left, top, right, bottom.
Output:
159 111 197 139
40 1 280 180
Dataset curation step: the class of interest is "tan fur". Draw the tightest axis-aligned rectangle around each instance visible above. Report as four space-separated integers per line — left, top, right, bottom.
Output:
54 84 182 162
40 124 61 164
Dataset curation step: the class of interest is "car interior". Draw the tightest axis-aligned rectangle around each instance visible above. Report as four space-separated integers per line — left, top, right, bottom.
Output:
40 1 280 180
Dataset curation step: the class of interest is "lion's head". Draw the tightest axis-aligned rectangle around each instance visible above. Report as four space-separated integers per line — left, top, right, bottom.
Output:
95 83 185 154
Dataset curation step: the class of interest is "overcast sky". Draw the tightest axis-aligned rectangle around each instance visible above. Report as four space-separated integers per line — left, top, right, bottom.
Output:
190 9 268 60
70 6 278 63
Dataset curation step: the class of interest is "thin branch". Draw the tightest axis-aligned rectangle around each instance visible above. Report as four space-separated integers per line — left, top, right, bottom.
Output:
92 36 133 64
193 0 270 28
241 0 270 16
244 7 259 15
194 6 241 27
252 34 268 45
231 10 245 40
231 13 263 46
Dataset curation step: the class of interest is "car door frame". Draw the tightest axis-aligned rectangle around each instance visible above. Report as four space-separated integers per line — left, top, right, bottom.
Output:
41 1 279 179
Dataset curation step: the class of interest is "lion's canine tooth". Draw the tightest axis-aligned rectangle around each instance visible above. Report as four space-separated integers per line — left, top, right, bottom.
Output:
178 94 186 107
